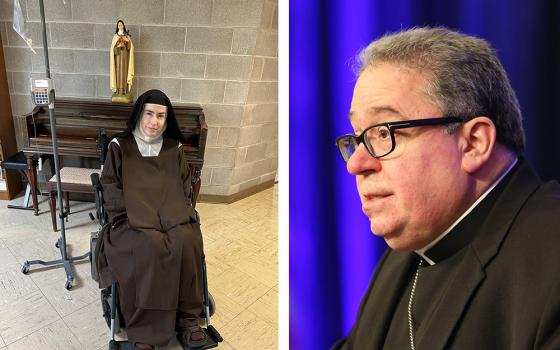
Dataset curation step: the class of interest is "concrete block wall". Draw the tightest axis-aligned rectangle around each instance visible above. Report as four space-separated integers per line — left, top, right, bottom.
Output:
0 0 278 198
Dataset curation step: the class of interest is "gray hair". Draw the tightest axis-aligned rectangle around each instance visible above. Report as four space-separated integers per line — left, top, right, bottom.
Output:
356 27 525 155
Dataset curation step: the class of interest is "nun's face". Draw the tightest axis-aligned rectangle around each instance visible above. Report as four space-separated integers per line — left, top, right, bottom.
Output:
140 103 167 137
118 21 124 31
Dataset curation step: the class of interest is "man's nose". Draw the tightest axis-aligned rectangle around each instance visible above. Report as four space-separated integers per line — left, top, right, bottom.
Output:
346 143 382 175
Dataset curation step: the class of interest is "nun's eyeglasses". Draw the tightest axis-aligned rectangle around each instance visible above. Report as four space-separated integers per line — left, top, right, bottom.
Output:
335 117 464 162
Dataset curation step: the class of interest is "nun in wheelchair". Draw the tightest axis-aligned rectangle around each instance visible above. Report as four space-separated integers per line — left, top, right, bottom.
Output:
95 89 208 350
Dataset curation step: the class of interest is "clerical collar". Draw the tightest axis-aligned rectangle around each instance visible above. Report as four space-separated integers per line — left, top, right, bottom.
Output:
415 158 519 265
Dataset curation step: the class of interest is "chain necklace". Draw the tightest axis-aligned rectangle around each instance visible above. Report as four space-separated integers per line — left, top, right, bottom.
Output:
408 259 424 350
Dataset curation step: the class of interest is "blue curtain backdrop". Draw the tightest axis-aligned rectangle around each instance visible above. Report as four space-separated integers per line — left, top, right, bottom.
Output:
289 1 560 349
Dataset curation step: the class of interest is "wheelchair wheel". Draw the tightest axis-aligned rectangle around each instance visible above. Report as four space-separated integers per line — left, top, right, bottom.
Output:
101 288 112 329
208 293 216 317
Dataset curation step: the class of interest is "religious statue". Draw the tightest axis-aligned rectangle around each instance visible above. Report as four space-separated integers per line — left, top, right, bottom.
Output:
110 20 134 103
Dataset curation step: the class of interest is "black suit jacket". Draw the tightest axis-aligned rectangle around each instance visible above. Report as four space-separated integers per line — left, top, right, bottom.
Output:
334 160 560 350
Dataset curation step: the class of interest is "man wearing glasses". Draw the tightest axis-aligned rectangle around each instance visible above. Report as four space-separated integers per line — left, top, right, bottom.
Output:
333 27 560 350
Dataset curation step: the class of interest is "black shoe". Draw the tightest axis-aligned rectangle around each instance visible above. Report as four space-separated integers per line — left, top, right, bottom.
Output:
177 326 208 349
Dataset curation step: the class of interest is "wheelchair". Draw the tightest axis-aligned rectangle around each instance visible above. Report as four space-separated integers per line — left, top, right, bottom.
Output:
90 172 222 350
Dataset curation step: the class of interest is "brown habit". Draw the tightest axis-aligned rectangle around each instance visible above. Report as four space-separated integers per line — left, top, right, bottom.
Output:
100 135 203 346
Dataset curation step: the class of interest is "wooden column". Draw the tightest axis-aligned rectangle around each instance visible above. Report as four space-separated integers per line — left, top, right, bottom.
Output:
0 31 23 200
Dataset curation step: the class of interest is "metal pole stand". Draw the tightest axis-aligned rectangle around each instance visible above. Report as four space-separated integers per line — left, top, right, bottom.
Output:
20 0 89 290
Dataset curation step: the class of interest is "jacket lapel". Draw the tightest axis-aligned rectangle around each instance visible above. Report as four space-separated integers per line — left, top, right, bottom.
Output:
416 247 485 350
417 160 541 350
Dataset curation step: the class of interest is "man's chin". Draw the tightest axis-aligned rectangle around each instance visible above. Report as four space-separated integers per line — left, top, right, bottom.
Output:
370 221 394 240
370 221 413 251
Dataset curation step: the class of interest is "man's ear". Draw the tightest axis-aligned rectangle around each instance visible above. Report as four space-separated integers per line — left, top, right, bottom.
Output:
459 116 496 174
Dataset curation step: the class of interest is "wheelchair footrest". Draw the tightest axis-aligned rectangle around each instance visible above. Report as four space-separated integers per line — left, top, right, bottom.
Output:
176 326 222 350
207 325 223 343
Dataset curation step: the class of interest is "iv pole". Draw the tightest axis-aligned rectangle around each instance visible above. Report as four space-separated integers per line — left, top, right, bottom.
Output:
21 0 89 290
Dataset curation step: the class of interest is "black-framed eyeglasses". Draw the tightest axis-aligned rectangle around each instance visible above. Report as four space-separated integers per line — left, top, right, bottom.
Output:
335 117 464 162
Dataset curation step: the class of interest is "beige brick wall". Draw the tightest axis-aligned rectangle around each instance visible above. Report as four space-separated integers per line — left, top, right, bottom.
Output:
0 0 278 198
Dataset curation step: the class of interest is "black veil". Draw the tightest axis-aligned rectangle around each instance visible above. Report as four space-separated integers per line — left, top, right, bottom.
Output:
115 89 185 143
114 19 129 35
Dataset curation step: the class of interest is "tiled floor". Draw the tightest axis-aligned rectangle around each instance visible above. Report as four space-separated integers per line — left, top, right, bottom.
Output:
0 185 278 350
